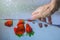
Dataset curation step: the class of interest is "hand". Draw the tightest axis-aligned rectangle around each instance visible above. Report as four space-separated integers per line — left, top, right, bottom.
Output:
31 0 59 27
32 3 56 20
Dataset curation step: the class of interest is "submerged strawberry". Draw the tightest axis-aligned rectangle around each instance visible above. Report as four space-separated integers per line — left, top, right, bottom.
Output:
16 28 25 35
17 21 25 31
14 20 25 37
5 20 13 27
26 23 34 37
14 27 17 34
14 26 25 37
26 24 32 33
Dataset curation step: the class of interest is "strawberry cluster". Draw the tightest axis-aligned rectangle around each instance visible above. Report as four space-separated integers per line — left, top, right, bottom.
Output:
4 17 52 37
14 19 34 37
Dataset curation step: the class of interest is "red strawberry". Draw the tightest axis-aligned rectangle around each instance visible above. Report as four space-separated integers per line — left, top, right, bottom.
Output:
18 19 24 24
15 28 25 34
26 23 34 37
14 26 25 37
14 22 25 37
14 27 17 34
17 26 25 34
26 24 32 33
14 25 25 34
17 23 24 28
16 30 25 35
5 20 13 27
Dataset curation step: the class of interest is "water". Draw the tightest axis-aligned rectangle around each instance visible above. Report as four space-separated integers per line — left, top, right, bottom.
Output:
0 0 60 40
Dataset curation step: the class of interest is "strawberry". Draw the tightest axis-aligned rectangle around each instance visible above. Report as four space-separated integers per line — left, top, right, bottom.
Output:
17 26 25 34
14 23 25 37
26 23 34 37
14 27 17 34
18 19 24 24
14 27 25 37
26 24 32 33
14 27 25 34
5 20 13 27
17 23 24 28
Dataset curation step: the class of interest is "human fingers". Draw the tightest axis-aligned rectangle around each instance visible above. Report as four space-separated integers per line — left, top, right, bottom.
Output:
47 16 52 24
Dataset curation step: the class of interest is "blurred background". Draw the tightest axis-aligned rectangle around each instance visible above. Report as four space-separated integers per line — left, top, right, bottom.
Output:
0 0 60 40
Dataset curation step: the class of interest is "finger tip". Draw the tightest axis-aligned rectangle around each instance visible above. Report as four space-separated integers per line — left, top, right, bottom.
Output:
30 16 36 20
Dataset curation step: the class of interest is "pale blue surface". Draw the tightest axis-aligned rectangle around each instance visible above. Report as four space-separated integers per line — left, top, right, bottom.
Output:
0 0 60 40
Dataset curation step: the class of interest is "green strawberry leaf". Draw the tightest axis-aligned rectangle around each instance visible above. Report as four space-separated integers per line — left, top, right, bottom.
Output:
16 34 23 37
26 31 34 37
31 31 34 35
29 33 32 37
